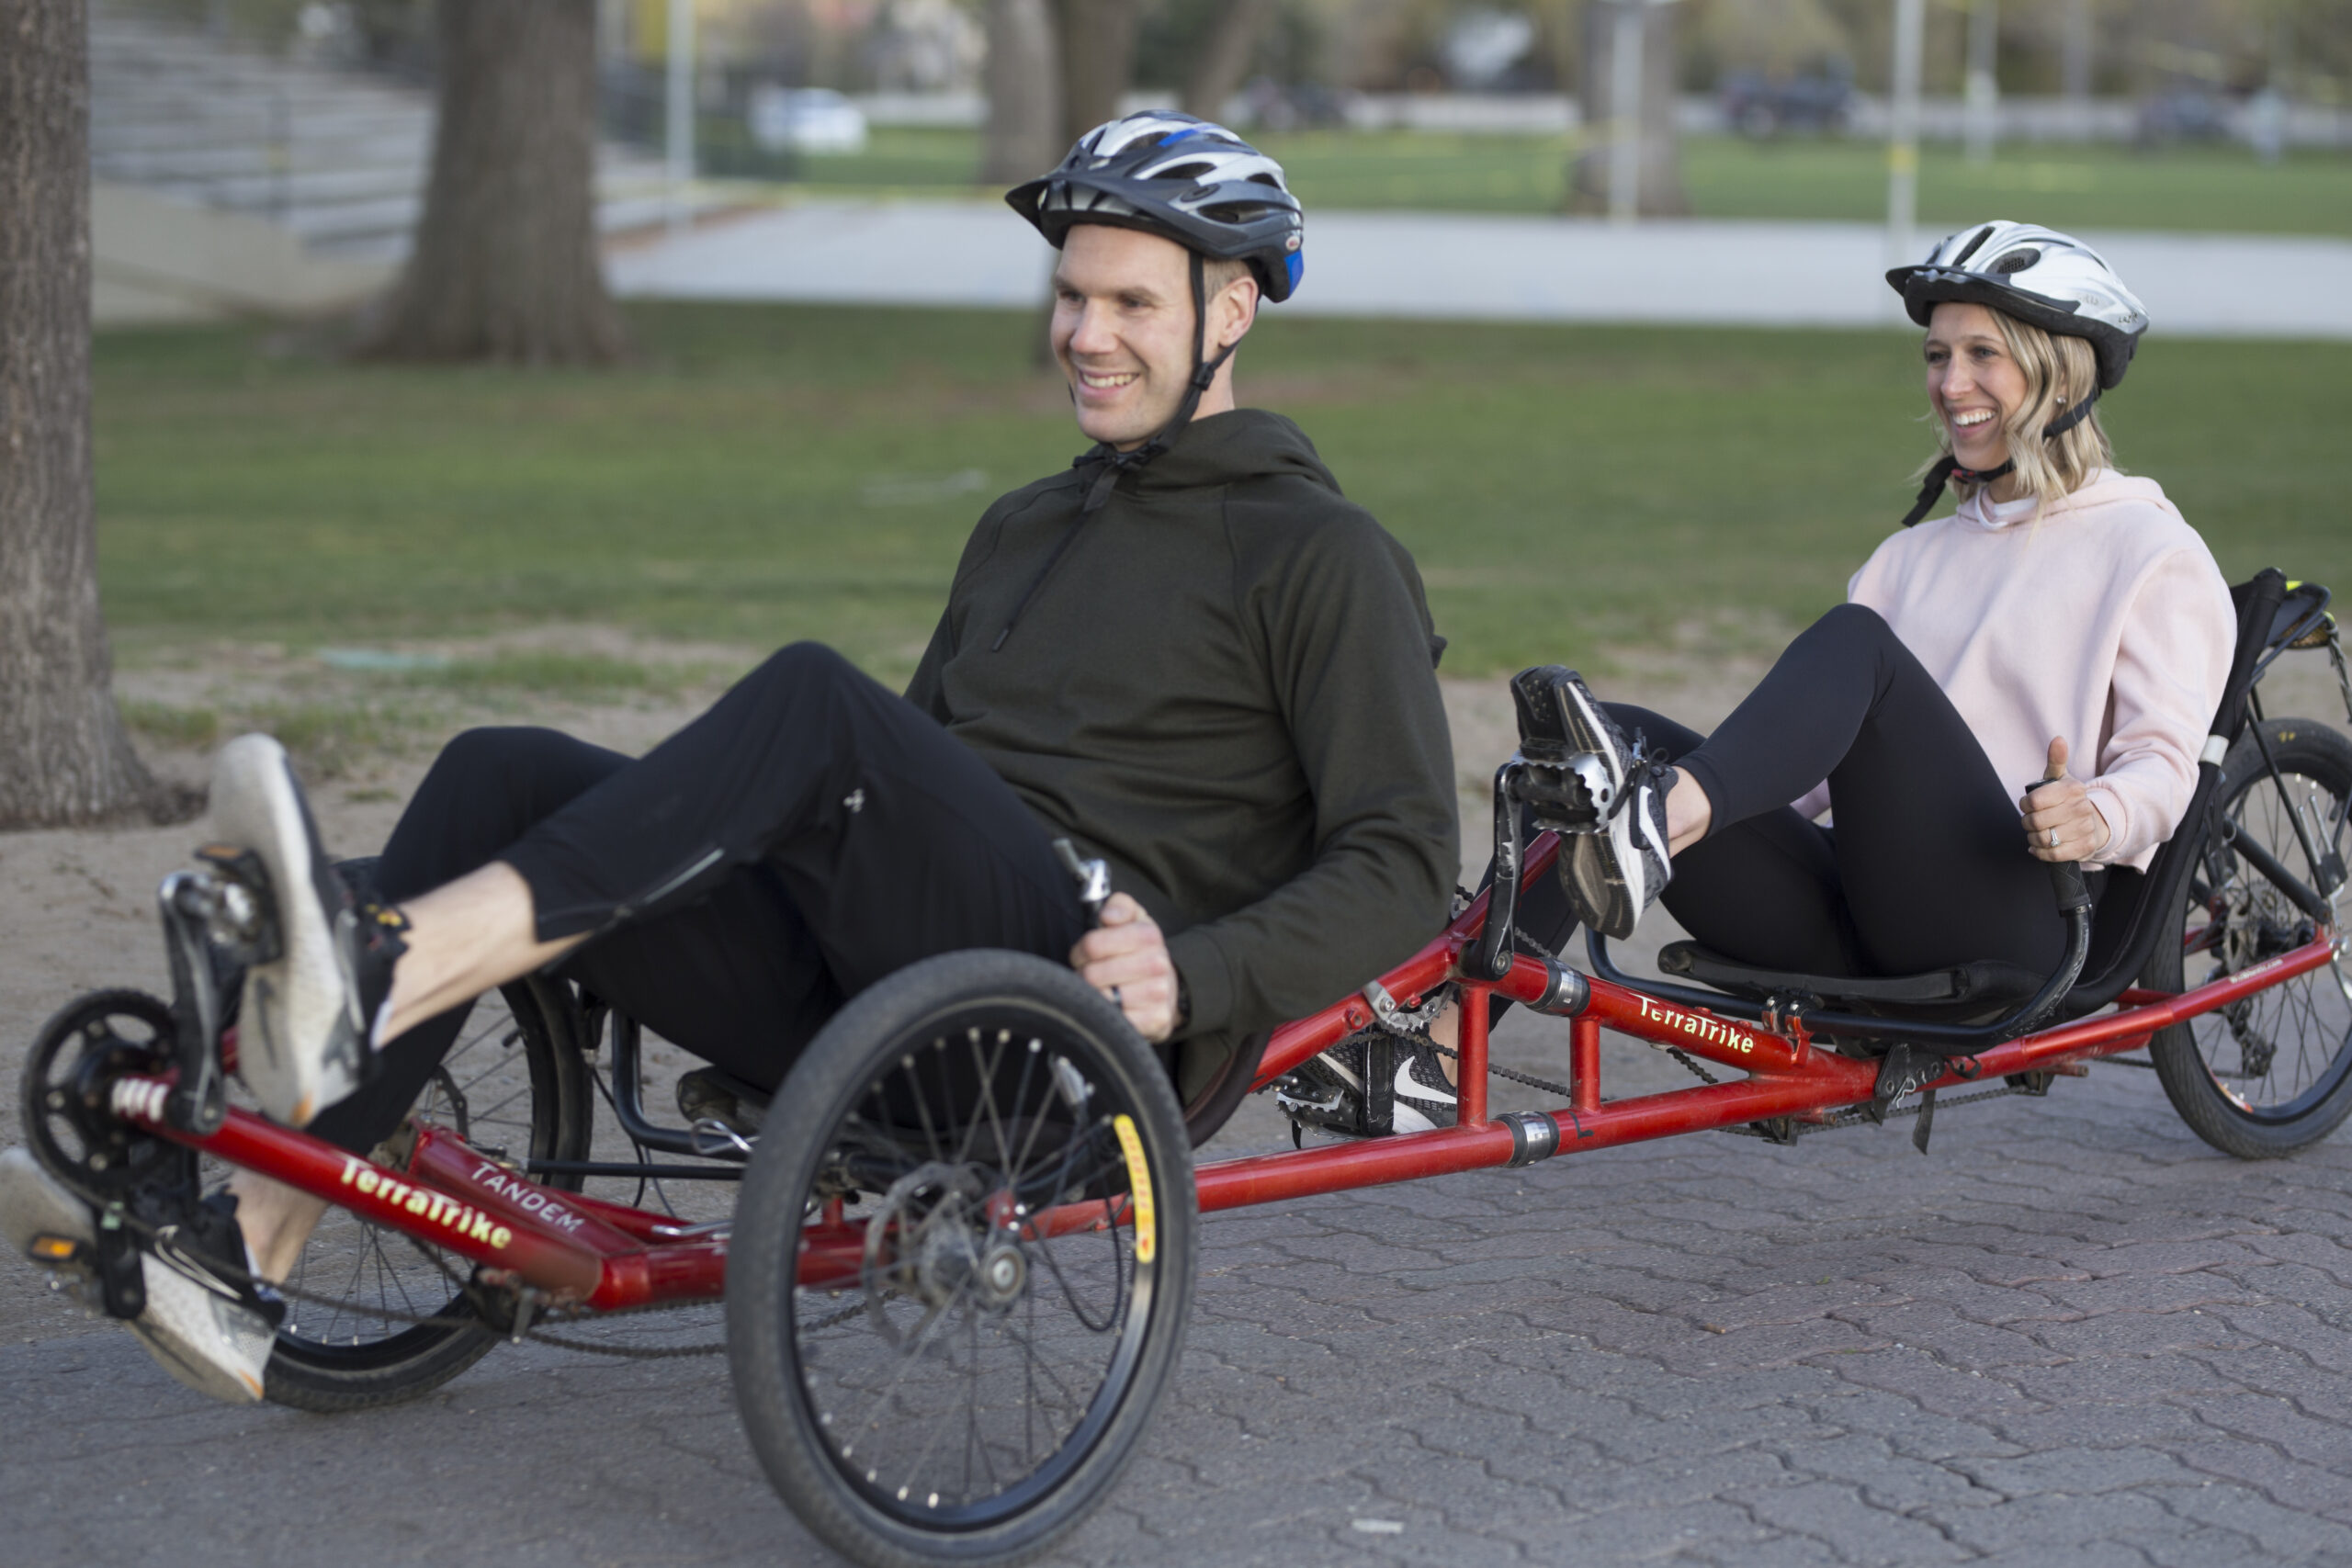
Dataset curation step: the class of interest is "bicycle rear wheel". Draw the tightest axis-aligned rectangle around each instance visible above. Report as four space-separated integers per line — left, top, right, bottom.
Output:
261 976 594 1411
727 950 1195 1568
2148 718 2352 1158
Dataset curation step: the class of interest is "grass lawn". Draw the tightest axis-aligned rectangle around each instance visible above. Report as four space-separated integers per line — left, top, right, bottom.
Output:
96 305 2352 689
770 128 2352 238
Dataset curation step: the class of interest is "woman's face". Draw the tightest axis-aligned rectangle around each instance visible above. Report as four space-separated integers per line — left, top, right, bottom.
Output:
1923 301 2031 473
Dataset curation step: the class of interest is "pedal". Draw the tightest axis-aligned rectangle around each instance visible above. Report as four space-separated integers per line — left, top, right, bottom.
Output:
1507 752 1614 833
190 846 282 965
1273 1032 1397 1142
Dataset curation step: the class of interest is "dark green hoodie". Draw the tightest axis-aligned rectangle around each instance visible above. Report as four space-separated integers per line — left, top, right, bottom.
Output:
905 409 1458 1091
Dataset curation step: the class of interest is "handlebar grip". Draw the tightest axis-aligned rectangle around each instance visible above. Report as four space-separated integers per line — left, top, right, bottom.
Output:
2048 858 2092 915
2022 776 2095 915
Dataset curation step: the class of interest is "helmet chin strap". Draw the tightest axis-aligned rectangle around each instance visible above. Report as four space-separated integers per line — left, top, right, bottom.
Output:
1077 250 1235 514
1897 382 2102 528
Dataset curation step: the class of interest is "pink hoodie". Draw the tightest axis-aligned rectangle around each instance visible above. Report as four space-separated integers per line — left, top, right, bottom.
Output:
1790 472 2235 871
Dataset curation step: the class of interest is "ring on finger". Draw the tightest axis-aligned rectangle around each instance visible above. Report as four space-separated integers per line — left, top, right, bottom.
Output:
2046 827 2060 849
1110 984 1124 1009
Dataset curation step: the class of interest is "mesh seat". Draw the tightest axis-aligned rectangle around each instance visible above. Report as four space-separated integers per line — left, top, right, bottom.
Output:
1642 571 2308 1029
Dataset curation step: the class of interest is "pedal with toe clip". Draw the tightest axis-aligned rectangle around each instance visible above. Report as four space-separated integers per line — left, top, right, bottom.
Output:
154 849 278 1137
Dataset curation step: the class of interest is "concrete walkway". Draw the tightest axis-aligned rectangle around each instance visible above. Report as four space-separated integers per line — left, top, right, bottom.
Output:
609 201 2352 339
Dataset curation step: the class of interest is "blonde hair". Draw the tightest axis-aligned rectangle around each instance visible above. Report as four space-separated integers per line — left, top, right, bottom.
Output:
1917 307 2118 516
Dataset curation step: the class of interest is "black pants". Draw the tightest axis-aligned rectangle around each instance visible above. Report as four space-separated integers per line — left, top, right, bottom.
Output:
307 643 1087 1155
1509 604 2072 984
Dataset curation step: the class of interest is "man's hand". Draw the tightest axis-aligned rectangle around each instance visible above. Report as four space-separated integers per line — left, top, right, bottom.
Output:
1069 893 1180 1043
2020 737 2112 863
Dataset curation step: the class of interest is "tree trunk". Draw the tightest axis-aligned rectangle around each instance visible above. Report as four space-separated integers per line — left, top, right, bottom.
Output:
982 0 1065 183
1182 0 1276 120
1567 1 1690 218
1057 0 1142 148
0 0 162 829
358 0 629 365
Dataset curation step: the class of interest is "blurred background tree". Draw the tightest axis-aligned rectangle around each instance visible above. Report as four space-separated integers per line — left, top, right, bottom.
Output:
0 0 162 827
357 0 630 364
1566 0 1690 215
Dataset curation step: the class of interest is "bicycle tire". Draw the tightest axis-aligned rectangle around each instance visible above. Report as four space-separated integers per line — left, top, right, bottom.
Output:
262 976 594 1411
2147 718 2352 1158
727 950 1195 1568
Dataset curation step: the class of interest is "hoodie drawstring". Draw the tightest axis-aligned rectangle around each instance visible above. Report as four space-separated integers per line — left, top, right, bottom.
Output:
996 249 1237 649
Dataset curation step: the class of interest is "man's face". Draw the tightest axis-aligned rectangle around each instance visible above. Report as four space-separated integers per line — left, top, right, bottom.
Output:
1050 225 1206 450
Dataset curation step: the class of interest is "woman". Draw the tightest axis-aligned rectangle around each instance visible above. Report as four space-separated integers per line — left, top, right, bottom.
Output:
1555 219 2236 984
1366 221 2237 1135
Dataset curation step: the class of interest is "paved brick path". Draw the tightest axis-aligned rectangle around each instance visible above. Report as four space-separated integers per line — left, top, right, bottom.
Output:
9 1008 2352 1566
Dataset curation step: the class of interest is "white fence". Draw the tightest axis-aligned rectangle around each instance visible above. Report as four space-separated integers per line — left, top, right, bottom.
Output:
847 90 2352 150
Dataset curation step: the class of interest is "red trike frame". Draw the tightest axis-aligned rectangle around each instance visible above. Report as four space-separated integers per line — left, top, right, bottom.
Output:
102 830 2338 1317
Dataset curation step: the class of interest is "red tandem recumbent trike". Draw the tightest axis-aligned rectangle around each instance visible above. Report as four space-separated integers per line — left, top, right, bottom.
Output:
17 569 2352 1567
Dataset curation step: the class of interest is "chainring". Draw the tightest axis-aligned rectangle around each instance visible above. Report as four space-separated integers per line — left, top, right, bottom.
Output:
20 988 192 1198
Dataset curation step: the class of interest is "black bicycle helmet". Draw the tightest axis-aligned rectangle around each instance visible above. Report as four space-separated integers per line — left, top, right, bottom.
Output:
993 114 1306 543
1008 112 1304 304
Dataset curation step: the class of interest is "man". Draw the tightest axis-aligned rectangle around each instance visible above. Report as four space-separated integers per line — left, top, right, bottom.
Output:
0 115 1458 1403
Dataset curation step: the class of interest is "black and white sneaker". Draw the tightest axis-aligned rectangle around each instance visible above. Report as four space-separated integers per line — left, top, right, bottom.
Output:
1 1150 282 1404
1275 1030 1458 1137
133 1193 286 1405
1527 669 1675 940
1389 1035 1458 1134
209 734 405 1126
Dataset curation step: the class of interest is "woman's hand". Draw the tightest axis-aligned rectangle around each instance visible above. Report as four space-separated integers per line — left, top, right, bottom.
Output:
2019 738 2112 863
1069 893 1180 1043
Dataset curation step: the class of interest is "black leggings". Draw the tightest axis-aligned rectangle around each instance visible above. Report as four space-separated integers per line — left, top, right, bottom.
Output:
1510 604 2073 982
306 643 1086 1155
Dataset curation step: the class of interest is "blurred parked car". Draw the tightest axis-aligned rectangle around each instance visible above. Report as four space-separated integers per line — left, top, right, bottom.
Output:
1241 77 1350 132
749 86 870 155
2134 87 2233 145
1719 62 1853 138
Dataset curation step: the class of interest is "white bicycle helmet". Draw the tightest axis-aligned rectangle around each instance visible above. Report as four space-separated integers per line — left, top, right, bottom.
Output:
1008 112 1305 303
1886 220 2149 389
1888 220 2151 526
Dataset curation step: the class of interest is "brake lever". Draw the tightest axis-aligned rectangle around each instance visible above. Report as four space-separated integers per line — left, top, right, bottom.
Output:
1052 838 1111 927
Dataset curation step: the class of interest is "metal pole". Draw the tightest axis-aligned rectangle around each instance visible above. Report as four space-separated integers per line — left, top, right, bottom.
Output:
1886 0 1926 279
1964 0 1998 164
1607 0 1644 225
666 0 695 237
2062 0 2092 141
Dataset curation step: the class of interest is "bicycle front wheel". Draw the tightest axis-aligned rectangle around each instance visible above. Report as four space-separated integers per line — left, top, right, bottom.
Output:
727 950 1195 1568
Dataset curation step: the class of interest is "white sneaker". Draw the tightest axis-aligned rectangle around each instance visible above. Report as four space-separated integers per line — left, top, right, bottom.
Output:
129 1231 277 1404
209 734 373 1125
1 1149 277 1404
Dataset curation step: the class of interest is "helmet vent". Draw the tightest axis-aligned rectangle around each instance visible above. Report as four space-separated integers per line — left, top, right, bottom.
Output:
1992 249 2041 275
